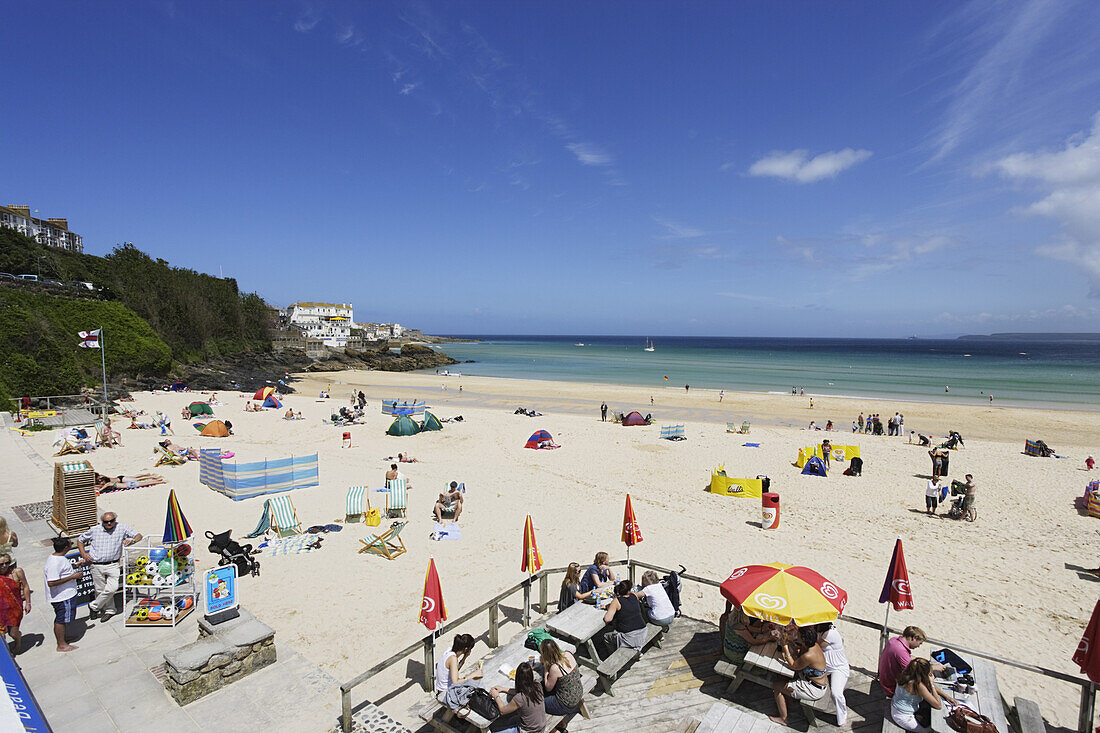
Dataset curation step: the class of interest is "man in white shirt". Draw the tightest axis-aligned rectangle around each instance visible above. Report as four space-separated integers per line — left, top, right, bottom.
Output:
77 512 142 620
925 477 943 515
44 536 85 652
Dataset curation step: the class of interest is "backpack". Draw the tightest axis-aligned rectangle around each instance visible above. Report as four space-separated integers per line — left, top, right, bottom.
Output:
661 565 685 617
525 628 553 651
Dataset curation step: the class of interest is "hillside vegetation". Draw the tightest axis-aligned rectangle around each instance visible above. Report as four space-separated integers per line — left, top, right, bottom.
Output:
0 228 272 403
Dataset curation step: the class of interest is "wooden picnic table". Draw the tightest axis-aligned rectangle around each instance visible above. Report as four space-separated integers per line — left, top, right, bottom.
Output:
883 657 1010 733
744 641 794 679
545 602 609 669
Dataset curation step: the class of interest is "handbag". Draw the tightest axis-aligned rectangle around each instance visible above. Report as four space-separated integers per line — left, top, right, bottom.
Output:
461 688 500 722
365 507 381 527
946 705 997 733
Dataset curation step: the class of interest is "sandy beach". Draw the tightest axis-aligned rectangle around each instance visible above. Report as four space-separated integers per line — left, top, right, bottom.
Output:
26 370 1100 728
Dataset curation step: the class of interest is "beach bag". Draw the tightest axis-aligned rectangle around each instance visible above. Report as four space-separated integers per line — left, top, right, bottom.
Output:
662 566 684 617
525 628 553 651
931 648 973 674
946 705 996 733
443 681 478 711
364 507 381 527
461 688 500 722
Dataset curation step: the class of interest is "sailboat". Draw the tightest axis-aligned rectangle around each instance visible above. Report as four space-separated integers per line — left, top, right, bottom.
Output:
644 338 655 352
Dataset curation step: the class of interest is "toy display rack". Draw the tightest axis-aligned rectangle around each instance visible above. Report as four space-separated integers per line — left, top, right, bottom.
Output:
48 459 98 536
122 538 198 628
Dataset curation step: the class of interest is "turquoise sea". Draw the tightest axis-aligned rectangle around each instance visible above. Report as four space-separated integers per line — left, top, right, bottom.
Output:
431 336 1100 410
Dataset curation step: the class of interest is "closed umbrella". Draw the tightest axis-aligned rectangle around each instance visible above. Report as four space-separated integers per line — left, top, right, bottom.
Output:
621 494 643 562
521 515 543 574
720 562 847 626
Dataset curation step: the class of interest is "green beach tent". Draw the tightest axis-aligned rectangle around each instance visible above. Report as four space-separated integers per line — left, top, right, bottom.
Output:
421 411 443 432
387 415 421 436
187 402 214 417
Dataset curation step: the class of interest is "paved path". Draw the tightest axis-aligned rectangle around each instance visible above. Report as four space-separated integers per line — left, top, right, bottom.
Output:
0 413 342 732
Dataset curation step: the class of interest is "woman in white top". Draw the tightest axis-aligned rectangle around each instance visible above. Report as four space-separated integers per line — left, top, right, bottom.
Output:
637 570 676 626
434 633 482 695
815 622 851 726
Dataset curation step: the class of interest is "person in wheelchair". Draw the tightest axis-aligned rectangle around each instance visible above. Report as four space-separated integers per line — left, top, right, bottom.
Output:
947 474 976 521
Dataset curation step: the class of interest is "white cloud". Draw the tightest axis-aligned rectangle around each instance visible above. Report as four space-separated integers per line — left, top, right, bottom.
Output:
566 142 612 167
399 82 420 96
653 217 706 240
748 149 872 183
294 12 320 33
336 25 360 45
773 232 951 278
991 112 1100 294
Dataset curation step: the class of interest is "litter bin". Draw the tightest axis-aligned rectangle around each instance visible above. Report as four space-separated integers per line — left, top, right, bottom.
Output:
762 493 780 530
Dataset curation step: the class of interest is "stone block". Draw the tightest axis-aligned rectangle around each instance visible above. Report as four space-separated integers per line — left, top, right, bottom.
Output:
164 638 230 672
167 666 200 685
234 646 251 660
221 660 242 677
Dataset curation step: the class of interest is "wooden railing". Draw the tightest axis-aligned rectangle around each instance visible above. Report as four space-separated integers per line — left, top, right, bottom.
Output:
338 559 1096 733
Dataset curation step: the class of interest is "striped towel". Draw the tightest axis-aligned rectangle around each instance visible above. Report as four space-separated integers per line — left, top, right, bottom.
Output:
260 536 322 556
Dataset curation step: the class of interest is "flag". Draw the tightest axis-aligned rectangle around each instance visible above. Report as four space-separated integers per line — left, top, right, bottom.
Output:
878 538 914 610
78 329 101 348
521 515 543 573
1073 599 1100 682
419 557 447 631
162 489 193 543
622 494 643 547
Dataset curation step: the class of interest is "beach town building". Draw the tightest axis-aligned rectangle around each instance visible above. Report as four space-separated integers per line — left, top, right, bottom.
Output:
0 204 84 252
287 301 353 348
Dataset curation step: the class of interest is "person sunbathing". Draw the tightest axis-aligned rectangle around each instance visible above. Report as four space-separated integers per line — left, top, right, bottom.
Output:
244 401 261 412
100 419 122 447
285 408 295 419
435 482 464 523
95 473 165 492
380 452 419 463
159 440 199 460
128 415 154 429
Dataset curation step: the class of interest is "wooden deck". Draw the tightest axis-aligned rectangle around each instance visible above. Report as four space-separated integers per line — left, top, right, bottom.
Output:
409 616 891 733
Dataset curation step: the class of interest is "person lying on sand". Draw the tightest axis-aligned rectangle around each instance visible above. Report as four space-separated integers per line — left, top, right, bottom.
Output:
381 453 419 463
95 473 165 492
159 440 199 460
244 401 262 412
128 416 154 429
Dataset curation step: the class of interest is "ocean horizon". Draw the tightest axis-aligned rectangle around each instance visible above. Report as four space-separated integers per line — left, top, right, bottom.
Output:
429 335 1100 410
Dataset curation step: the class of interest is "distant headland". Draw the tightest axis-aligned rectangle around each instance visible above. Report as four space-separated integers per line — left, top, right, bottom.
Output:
958 332 1100 341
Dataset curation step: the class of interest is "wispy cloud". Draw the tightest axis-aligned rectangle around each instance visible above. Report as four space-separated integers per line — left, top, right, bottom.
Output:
748 149 872 183
653 217 706 240
773 231 951 278
565 142 613 167
293 9 320 33
925 0 1077 162
336 25 360 46
399 82 420 96
990 111 1100 295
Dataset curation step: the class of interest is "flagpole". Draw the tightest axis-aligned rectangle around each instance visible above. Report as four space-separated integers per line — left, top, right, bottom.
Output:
99 326 108 419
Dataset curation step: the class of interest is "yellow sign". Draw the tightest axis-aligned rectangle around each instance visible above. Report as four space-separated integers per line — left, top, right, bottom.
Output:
709 473 764 498
24 410 59 419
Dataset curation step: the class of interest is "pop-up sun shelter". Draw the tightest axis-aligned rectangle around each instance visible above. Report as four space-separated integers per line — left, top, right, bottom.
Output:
253 386 275 401
421 411 443 431
200 420 230 438
622 411 648 426
187 401 213 417
801 456 827 476
796 444 860 468
387 415 421 436
525 430 559 449
262 395 282 409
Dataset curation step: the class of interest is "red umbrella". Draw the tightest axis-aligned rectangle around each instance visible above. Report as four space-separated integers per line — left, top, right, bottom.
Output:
419 558 448 631
1073 599 1100 682
521 515 543 574
622 494 643 560
878 538 913 650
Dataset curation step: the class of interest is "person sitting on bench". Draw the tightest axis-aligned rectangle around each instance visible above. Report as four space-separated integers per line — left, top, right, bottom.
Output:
638 570 676 626
718 601 773 664
602 580 647 651
768 626 828 725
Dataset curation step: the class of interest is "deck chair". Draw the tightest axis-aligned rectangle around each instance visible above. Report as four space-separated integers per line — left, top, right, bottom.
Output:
345 485 367 523
385 478 408 518
93 421 108 447
739 421 751 434
726 422 737 433
358 522 408 560
269 495 302 537
53 438 84 456
154 445 187 467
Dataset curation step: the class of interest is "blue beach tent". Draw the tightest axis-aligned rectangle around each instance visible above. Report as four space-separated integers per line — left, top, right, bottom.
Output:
801 456 828 477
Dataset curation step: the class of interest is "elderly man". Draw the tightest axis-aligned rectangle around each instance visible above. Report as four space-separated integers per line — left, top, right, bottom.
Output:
77 512 142 620
434 482 465 523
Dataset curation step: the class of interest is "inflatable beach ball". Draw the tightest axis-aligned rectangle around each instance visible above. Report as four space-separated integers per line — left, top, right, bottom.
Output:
157 560 173 576
149 548 168 562
176 597 194 611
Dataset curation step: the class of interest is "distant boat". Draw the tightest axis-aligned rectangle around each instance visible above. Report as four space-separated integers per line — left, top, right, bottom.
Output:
644 338 655 352
574 342 584 347
907 334 918 340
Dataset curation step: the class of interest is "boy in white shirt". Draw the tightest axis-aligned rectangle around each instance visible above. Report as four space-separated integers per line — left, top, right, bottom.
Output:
44 536 85 652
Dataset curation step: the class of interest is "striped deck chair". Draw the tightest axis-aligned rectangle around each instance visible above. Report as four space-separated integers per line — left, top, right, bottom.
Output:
269 495 302 537
93 421 108 447
358 522 408 560
154 445 187 467
345 486 367 523
53 438 84 457
385 478 408 518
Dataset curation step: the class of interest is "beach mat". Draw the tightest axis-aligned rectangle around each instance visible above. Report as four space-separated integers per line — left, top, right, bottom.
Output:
743 443 761 448
257 536 323 555
432 523 461 541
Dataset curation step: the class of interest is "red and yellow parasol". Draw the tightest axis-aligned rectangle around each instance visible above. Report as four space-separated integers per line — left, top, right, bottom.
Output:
720 562 847 626
521 515 543 574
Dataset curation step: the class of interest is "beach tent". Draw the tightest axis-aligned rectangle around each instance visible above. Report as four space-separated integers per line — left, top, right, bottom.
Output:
200 420 230 438
253 386 275 401
622 411 648 427
187 401 214 417
421 411 443 432
170 381 187 392
801 456 827 477
387 415 421 436
262 395 282 409
524 430 558 449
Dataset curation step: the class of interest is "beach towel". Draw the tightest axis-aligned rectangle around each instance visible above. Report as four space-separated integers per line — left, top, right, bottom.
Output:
743 443 761 448
432 523 461 541
257 535 323 555
244 499 273 538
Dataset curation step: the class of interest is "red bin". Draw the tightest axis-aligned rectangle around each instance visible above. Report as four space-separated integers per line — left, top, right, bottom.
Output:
762 492 780 530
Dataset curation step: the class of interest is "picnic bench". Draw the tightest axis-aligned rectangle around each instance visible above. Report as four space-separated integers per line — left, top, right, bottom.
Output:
544 600 672 695
713 641 841 727
1013 696 1047 733
880 657 1011 733
418 632 595 733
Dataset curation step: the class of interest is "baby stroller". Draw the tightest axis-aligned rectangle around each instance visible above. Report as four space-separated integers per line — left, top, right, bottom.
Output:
206 530 261 577
945 483 976 522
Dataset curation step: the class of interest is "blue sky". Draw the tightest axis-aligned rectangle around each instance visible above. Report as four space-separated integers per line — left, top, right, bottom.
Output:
3 0 1100 337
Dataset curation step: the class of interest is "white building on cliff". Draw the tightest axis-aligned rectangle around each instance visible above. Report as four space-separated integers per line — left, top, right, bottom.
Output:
287 302 353 347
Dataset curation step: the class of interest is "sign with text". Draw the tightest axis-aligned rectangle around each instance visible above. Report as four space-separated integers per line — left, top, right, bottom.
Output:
203 565 238 616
